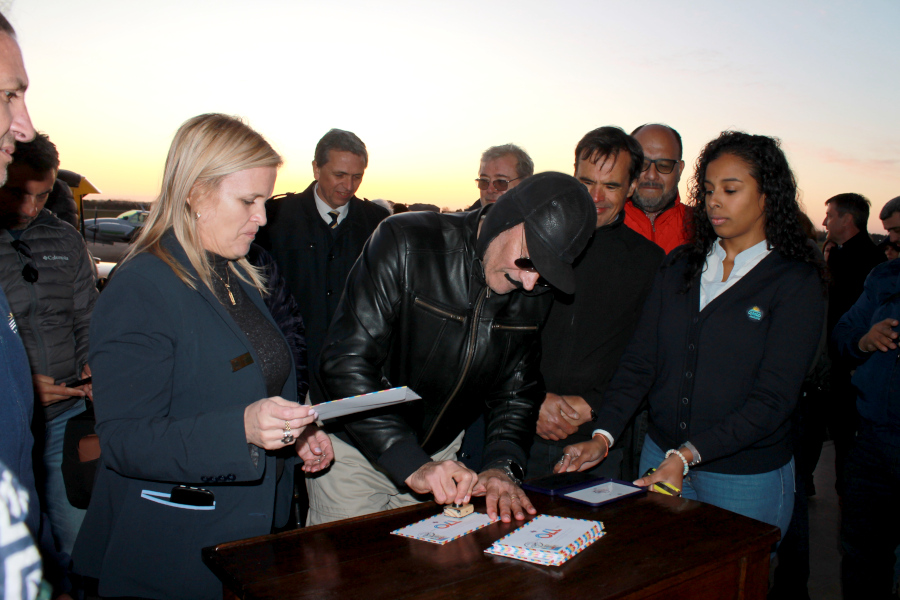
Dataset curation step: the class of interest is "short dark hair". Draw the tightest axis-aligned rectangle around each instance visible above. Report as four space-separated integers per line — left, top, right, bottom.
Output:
880 196 900 221
825 193 870 232
480 144 534 180
11 133 60 176
0 12 16 37
314 129 367 168
574 126 644 184
631 123 683 160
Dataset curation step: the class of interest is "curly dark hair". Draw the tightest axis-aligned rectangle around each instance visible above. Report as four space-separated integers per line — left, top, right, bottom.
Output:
679 131 826 291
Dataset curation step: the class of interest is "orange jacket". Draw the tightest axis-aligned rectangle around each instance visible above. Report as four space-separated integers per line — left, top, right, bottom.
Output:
623 195 689 254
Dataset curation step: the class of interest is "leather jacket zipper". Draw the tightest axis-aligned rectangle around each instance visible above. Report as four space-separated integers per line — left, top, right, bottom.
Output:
413 298 465 322
491 323 538 331
421 286 488 447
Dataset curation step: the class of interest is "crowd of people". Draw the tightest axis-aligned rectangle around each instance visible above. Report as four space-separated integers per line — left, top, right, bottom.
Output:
2 10 899 600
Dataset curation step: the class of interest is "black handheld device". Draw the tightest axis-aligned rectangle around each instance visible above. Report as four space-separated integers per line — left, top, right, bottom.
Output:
170 485 215 506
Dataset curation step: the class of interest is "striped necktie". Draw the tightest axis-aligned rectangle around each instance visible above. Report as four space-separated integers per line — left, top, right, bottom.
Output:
328 210 339 229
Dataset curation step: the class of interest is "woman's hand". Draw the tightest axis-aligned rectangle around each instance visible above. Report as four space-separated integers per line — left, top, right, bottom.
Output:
553 435 610 473
295 426 334 473
244 397 318 450
633 455 684 495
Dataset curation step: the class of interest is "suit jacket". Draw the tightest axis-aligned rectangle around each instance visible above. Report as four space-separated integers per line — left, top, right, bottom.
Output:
256 181 389 395
73 235 297 600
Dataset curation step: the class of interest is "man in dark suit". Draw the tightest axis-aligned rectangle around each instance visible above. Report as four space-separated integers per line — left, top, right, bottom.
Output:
820 192 885 495
256 129 389 401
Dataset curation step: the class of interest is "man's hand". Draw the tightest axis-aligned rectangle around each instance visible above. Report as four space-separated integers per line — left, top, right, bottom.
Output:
32 373 86 407
536 393 591 441
858 318 899 353
554 435 609 473
295 426 334 473
472 468 536 523
405 460 477 506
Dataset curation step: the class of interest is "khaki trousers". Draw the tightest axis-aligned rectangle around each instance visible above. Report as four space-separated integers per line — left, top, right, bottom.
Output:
306 431 464 526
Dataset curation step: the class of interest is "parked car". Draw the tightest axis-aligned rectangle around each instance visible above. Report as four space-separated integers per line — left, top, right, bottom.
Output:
83 210 148 244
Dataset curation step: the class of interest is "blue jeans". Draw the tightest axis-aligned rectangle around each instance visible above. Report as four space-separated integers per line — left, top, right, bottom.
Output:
640 436 794 541
43 400 87 555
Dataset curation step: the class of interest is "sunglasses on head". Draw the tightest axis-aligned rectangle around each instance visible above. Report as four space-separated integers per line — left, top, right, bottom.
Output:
475 176 521 192
641 158 678 175
10 240 38 283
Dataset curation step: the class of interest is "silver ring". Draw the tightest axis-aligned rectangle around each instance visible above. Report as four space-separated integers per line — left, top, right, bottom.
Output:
281 433 295 445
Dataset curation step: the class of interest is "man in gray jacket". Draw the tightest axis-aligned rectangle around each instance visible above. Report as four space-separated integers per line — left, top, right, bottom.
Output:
0 132 97 555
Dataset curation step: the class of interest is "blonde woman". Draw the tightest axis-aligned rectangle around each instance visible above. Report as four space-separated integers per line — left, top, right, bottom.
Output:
73 114 332 599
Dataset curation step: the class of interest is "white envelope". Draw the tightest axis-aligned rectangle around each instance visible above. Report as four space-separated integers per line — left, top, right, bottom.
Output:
314 386 422 420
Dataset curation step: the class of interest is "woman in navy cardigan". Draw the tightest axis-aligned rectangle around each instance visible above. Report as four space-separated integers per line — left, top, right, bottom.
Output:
73 114 333 599
557 131 826 538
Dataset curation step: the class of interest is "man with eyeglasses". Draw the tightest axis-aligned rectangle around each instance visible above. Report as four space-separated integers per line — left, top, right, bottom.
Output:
527 127 664 481
308 173 595 525
625 124 689 254
467 144 534 210
0 132 97 557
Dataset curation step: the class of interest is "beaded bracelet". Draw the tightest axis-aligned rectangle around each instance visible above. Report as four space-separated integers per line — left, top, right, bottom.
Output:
665 449 690 476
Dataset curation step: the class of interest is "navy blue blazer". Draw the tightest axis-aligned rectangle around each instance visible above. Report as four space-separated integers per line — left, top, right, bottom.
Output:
73 236 298 600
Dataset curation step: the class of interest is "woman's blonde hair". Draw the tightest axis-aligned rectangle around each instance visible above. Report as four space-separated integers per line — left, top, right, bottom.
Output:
125 113 282 293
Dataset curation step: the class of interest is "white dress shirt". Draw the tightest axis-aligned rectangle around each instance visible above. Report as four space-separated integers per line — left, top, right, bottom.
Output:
314 184 349 227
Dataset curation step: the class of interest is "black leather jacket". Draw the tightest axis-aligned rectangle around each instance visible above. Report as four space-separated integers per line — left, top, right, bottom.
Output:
318 207 552 485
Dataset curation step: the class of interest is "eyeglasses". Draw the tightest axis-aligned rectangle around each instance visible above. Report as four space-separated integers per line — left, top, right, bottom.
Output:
641 158 679 175
10 240 38 283
475 176 522 192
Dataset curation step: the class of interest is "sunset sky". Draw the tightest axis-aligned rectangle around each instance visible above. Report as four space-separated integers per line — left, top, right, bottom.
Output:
7 0 899 233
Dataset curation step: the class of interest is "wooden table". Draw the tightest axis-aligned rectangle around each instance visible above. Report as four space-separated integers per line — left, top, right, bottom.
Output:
203 491 779 600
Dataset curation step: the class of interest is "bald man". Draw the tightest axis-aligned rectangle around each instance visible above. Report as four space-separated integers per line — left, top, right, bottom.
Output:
625 124 688 253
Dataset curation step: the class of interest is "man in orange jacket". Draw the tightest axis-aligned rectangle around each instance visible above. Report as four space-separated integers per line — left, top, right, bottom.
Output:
624 124 689 254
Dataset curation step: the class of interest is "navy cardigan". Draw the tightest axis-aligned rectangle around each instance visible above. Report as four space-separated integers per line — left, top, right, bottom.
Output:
596 247 825 475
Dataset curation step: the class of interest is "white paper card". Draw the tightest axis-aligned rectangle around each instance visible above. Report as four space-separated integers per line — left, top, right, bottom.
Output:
564 481 643 504
392 512 496 545
315 387 422 420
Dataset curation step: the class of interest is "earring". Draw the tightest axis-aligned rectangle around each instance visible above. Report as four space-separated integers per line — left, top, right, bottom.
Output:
195 212 201 220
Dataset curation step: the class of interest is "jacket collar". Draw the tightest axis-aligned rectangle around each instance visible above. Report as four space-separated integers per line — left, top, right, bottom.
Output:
594 210 625 235
625 193 683 223
159 229 268 321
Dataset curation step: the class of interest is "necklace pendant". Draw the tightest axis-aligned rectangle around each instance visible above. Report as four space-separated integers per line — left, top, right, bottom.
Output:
225 285 236 305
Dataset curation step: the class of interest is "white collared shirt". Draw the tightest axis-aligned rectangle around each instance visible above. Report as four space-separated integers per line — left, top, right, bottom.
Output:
699 239 771 311
314 184 349 227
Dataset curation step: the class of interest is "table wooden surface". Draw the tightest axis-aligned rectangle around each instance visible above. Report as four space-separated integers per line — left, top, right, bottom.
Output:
203 490 779 600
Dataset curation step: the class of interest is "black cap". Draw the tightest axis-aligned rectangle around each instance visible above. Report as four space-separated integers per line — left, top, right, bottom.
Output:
476 172 595 294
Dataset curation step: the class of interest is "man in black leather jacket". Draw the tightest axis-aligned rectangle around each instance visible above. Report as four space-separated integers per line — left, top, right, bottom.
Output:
308 172 595 525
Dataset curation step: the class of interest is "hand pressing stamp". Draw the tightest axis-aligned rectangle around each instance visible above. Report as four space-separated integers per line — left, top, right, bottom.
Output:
443 503 474 518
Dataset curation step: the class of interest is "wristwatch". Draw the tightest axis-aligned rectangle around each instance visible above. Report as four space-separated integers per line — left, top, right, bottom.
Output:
493 459 525 486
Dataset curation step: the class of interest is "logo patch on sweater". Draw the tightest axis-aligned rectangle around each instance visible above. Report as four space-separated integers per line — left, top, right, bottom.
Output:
41 254 69 261
747 305 764 321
